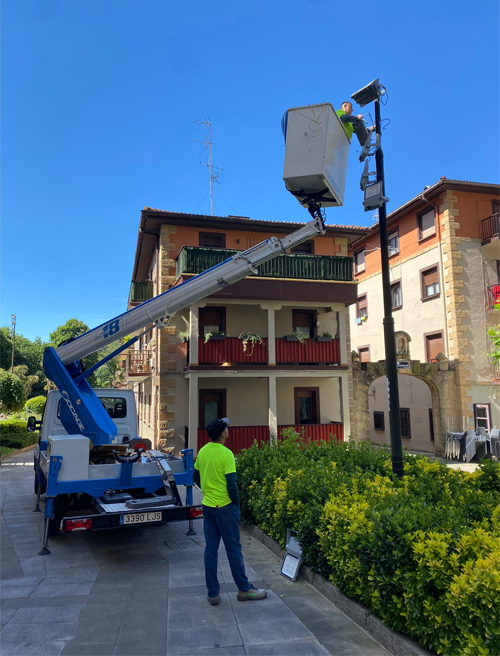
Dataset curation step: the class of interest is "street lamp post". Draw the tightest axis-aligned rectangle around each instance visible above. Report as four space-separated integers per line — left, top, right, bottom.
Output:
351 80 404 478
10 314 16 374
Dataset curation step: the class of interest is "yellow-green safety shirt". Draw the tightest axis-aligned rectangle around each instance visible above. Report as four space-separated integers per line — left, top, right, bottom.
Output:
336 109 353 142
194 442 236 508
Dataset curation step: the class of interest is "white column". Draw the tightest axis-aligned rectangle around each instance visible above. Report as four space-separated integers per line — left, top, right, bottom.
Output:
261 303 281 365
268 374 277 443
189 305 199 365
338 308 347 364
188 374 199 453
339 373 351 441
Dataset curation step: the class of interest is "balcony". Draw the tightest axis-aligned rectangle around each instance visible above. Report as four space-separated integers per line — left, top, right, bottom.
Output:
198 426 270 452
275 338 340 365
198 337 268 365
481 214 500 242
488 284 500 309
278 423 344 444
124 350 152 382
176 247 353 282
129 280 154 305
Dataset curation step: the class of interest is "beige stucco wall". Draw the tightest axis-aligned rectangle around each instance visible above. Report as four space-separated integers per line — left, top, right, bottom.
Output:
368 374 434 453
275 306 339 338
349 245 446 362
276 377 341 425
470 385 500 430
224 304 267 337
199 377 269 426
137 378 155 443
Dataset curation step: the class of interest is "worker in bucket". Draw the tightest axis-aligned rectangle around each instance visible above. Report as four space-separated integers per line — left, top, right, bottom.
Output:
336 101 365 142
194 417 267 605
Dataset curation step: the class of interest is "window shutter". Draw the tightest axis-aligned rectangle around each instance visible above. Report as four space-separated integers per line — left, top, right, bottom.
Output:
423 267 438 286
355 250 365 273
426 333 444 362
359 347 370 362
419 210 436 240
358 295 367 310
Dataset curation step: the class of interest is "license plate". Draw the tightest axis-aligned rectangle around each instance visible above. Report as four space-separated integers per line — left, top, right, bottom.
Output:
120 512 162 525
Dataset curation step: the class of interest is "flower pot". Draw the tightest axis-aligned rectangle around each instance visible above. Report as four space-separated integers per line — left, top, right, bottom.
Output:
209 335 225 341
285 336 299 342
317 336 332 342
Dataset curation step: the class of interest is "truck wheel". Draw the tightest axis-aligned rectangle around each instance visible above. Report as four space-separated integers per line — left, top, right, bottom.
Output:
129 438 152 451
34 469 47 495
48 496 69 536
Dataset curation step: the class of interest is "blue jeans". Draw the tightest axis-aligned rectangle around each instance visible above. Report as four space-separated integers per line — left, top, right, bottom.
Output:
202 503 250 598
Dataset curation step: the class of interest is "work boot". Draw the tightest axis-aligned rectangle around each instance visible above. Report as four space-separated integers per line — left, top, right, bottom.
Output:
237 584 267 601
208 595 220 605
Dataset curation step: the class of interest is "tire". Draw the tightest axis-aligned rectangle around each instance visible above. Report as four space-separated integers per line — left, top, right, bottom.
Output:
129 438 152 451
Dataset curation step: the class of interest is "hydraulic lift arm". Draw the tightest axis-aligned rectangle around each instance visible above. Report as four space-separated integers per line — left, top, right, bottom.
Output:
43 216 325 446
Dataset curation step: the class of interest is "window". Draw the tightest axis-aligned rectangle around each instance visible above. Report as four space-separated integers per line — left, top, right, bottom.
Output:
400 408 411 438
199 307 226 336
354 249 365 274
199 389 226 427
425 332 445 363
374 411 385 431
391 281 402 309
292 309 316 338
474 404 491 432
429 409 435 442
388 230 399 256
417 209 436 241
357 295 367 319
358 346 370 362
421 265 440 299
294 388 320 425
57 397 127 420
199 232 226 249
291 240 315 255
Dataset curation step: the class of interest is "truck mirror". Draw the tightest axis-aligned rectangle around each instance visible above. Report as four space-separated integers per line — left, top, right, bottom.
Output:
27 416 37 432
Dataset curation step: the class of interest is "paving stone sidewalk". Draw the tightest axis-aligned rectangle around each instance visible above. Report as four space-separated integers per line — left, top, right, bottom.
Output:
1 449 388 656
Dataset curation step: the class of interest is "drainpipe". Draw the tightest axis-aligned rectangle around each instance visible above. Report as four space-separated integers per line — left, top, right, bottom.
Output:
419 192 451 360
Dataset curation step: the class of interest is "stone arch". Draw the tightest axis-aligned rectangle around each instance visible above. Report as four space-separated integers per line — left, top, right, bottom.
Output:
351 357 460 456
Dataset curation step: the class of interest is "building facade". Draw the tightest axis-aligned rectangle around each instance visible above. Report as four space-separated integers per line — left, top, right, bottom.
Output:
124 209 367 454
348 178 500 454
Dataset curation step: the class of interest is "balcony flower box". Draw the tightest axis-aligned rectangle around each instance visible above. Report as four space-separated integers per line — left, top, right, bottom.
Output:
208 335 225 341
317 336 332 342
286 335 300 342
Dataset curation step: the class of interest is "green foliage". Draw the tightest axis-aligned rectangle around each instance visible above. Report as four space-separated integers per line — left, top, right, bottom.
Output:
25 396 46 415
0 328 47 397
0 432 38 450
0 419 32 433
238 332 264 356
204 331 225 343
0 370 27 412
237 434 500 655
284 331 308 344
93 341 122 388
485 303 500 368
49 318 100 387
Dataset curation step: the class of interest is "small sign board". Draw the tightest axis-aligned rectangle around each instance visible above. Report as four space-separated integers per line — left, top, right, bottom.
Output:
397 361 410 370
281 528 303 582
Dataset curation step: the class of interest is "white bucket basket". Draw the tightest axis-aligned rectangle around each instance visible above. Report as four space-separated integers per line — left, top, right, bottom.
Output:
283 103 350 208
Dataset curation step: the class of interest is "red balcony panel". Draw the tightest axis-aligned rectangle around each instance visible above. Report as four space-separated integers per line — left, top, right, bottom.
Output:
278 424 344 443
197 426 270 454
276 338 340 364
198 337 268 365
488 284 500 308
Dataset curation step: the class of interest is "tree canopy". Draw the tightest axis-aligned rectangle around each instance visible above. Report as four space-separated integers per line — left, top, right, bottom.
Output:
0 369 26 412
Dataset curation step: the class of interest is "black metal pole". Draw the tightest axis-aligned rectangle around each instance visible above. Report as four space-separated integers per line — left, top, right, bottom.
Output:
374 98 404 478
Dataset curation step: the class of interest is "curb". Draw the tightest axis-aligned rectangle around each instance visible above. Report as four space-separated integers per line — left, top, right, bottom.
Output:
241 522 433 656
1 444 37 460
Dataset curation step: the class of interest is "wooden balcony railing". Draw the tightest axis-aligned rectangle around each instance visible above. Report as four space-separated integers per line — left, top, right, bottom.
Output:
129 280 154 304
488 284 500 309
197 426 270 453
124 350 152 377
198 337 268 364
278 424 344 443
481 214 500 242
176 247 353 282
275 338 341 364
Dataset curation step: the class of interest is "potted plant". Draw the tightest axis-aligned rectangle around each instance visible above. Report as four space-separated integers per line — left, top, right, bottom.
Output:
204 331 226 343
238 332 263 356
317 332 332 342
285 332 307 344
178 331 189 343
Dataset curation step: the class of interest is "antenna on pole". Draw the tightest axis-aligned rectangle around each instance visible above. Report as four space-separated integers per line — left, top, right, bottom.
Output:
191 118 223 216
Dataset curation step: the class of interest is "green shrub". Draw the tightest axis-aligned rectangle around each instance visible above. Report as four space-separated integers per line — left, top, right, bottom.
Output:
0 432 38 450
0 369 26 412
25 395 46 415
0 419 32 434
237 434 500 655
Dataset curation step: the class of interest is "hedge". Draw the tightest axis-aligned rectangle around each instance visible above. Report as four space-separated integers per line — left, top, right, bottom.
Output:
0 419 31 434
25 396 46 415
237 432 500 656
0 432 38 450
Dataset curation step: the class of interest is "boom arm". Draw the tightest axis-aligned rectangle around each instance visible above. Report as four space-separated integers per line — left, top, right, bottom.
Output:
43 217 325 445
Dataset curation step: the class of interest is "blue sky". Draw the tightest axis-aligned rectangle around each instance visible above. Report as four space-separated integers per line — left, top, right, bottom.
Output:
2 0 499 342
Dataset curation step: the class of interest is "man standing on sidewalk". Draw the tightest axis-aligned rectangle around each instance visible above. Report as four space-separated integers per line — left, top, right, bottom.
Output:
193 417 267 605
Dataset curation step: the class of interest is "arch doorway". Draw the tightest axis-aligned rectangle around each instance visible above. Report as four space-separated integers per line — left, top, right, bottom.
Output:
368 374 435 454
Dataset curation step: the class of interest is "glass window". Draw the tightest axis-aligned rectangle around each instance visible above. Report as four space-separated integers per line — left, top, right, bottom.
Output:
357 295 367 319
199 232 226 249
291 240 314 255
57 397 127 420
391 282 402 308
418 209 436 241
425 333 444 363
422 266 439 298
400 408 411 438
354 249 365 274
294 388 319 425
292 310 315 338
388 231 399 256
374 411 385 431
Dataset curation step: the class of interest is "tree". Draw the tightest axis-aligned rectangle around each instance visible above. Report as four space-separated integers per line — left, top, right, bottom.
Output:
12 365 39 398
93 341 122 388
0 369 26 413
0 328 47 397
49 319 100 387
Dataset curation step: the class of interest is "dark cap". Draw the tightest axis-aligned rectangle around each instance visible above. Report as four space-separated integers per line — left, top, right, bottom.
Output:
206 417 231 440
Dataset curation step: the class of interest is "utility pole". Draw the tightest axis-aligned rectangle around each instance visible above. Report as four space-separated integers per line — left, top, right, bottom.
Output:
192 119 222 216
352 80 404 478
10 314 16 374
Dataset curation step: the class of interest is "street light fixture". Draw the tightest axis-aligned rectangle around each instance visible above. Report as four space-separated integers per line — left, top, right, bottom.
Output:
351 80 404 479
